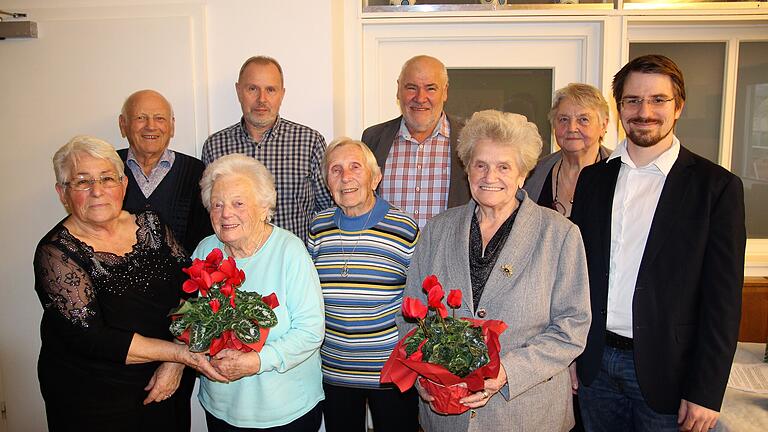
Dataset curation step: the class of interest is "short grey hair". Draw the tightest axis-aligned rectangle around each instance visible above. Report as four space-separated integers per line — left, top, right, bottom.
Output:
398 55 449 86
200 154 276 221
53 135 125 185
322 137 381 186
548 83 609 140
238 55 284 87
457 110 542 178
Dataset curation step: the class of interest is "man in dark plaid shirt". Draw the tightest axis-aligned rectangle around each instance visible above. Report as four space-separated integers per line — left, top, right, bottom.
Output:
361 55 470 228
201 56 332 243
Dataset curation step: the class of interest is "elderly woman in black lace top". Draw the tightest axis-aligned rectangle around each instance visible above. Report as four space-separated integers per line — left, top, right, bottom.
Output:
33 136 225 432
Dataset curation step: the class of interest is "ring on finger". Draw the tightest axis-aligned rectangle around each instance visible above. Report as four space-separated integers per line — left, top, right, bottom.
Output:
481 389 489 398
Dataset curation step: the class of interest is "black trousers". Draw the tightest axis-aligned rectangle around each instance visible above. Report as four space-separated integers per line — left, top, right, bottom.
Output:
174 367 197 432
205 403 322 432
322 383 418 432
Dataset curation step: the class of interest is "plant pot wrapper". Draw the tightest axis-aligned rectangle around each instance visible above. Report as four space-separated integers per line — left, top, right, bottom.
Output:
418 377 473 414
381 318 507 415
174 323 271 357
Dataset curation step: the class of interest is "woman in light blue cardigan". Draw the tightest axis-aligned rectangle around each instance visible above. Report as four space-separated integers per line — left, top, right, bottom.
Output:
193 154 325 431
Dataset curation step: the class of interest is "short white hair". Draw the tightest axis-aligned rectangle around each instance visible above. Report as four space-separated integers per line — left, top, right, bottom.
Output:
322 137 381 186
457 110 542 177
200 154 277 221
52 135 124 185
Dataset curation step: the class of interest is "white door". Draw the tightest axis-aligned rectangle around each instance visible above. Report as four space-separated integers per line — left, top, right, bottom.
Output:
358 19 606 152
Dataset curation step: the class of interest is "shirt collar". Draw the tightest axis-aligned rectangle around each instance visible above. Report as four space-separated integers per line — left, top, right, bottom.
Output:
126 147 174 170
607 135 680 175
397 112 449 141
239 115 281 143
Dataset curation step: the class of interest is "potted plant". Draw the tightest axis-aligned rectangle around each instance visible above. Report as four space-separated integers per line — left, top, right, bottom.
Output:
381 275 507 414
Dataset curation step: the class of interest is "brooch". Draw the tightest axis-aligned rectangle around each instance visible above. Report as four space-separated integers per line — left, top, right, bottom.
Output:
500 264 513 277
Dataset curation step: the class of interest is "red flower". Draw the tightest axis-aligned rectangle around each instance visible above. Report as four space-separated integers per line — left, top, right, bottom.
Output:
214 257 245 288
447 290 462 309
427 285 445 309
422 275 442 294
182 259 213 296
209 298 221 313
435 303 448 319
402 297 428 320
262 293 280 309
204 248 224 271
220 283 234 299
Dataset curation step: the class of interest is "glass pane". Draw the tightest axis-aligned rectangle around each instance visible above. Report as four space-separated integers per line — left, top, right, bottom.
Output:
625 0 756 3
733 41 768 238
444 68 553 156
364 0 609 10
628 42 725 163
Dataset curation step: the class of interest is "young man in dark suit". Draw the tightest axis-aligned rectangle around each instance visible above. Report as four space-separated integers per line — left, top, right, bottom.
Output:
571 55 746 432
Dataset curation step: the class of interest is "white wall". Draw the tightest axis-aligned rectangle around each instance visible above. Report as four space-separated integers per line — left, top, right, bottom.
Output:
0 1 334 431
205 1 334 141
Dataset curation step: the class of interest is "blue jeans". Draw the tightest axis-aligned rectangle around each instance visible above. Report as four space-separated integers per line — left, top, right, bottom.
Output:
579 347 679 432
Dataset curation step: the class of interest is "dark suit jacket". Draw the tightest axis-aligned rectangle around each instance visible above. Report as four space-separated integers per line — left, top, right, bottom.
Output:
571 145 746 414
361 114 471 209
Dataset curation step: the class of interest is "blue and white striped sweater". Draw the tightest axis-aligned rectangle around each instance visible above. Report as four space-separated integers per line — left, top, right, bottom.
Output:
308 198 418 388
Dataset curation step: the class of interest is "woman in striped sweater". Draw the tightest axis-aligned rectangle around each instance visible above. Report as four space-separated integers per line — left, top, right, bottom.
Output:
308 138 420 432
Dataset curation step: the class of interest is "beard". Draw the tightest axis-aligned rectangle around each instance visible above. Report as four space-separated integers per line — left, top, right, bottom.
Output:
244 106 277 130
624 116 675 148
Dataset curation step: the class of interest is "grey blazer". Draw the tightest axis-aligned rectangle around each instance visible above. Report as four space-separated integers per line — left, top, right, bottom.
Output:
398 190 591 432
523 146 611 203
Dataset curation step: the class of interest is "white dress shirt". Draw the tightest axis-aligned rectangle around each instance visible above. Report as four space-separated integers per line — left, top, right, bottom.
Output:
606 136 680 338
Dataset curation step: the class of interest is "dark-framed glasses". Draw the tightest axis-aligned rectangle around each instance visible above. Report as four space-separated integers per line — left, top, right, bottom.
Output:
619 97 675 110
62 174 123 191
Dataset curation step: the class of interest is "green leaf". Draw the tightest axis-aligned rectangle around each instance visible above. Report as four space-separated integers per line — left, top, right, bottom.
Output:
169 316 190 337
416 316 490 377
233 319 261 344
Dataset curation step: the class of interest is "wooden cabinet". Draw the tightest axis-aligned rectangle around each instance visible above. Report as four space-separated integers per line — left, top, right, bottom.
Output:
739 276 768 343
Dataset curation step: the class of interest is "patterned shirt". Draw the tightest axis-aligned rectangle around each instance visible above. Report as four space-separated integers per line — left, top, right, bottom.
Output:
307 198 419 388
125 148 175 198
201 116 333 243
379 114 451 227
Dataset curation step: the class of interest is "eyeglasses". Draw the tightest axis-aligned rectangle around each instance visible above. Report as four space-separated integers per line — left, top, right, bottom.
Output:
619 97 675 110
62 174 123 191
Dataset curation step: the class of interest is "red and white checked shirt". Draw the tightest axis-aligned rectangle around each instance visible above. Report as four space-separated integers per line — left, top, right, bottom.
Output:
380 114 451 227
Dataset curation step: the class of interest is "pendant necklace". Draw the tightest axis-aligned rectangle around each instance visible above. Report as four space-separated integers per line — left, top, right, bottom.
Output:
337 209 373 277
553 151 601 212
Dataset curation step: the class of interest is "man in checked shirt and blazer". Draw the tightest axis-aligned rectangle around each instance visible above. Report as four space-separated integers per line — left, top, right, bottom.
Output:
201 56 332 243
361 55 471 228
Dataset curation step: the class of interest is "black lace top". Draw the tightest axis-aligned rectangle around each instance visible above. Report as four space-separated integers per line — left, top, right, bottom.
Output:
468 207 519 312
33 211 190 423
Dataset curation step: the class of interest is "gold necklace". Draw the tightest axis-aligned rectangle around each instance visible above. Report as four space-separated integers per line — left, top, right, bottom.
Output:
337 210 373 278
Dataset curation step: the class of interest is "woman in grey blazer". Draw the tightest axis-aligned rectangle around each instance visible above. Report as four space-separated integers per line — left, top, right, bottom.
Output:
523 83 610 217
400 110 591 432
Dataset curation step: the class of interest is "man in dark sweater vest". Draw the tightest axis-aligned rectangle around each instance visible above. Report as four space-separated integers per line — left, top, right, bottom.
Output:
118 90 212 432
118 89 212 254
